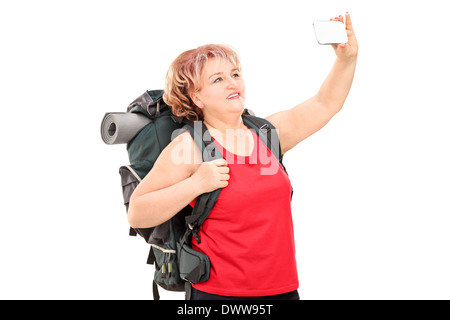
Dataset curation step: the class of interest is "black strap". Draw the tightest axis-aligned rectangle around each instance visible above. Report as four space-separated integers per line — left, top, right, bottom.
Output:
182 120 222 162
147 246 155 265
185 282 192 300
186 195 209 225
179 120 223 246
242 114 282 162
184 260 206 285
152 280 160 300
129 227 137 236
181 194 210 245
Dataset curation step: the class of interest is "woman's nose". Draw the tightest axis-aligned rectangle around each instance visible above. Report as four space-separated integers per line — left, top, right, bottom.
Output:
226 76 238 89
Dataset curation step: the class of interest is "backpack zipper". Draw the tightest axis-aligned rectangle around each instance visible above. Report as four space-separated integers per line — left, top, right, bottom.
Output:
150 244 176 254
151 244 176 279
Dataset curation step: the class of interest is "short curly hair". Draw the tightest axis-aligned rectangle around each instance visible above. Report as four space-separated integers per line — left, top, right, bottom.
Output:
163 44 241 121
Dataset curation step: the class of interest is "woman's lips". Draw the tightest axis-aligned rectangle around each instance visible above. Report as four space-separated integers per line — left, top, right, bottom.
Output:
227 92 240 99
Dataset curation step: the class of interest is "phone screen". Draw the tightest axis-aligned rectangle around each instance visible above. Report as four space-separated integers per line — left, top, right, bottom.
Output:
313 21 348 45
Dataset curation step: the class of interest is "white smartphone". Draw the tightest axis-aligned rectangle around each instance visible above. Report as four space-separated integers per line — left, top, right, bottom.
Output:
312 20 348 45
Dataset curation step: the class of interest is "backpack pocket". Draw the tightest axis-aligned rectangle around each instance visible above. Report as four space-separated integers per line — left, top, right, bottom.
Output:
119 165 154 241
177 243 210 284
119 165 140 212
151 244 184 291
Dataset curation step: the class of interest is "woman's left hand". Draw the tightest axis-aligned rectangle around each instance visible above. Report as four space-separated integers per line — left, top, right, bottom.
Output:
331 12 358 62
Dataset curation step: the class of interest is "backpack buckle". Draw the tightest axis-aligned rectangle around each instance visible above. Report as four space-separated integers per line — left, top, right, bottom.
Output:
187 222 201 243
259 123 270 134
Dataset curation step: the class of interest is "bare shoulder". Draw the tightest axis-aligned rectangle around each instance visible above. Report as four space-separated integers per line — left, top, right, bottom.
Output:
265 112 283 129
163 130 202 170
131 130 201 198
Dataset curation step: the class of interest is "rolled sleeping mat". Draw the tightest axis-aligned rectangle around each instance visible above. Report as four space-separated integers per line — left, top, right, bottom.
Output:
101 112 151 145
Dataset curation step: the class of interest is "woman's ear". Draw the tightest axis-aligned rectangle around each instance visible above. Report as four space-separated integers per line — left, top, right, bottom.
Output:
190 92 204 109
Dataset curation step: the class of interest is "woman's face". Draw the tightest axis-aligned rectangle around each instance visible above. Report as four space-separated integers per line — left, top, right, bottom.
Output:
191 58 246 119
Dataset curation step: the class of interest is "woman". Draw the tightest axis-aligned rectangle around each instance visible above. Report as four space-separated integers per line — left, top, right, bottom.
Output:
128 13 358 300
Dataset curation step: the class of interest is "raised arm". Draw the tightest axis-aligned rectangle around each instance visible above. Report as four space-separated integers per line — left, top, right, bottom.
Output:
266 12 358 154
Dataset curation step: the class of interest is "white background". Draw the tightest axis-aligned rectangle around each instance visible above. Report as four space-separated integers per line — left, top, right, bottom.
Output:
1 0 449 300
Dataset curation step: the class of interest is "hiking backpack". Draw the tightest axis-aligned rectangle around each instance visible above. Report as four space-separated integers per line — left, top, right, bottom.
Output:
103 90 286 300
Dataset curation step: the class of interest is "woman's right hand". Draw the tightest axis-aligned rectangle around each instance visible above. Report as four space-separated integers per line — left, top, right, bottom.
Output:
191 159 230 193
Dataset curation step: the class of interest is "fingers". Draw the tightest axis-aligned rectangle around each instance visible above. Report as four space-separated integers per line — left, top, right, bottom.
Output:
219 166 230 174
217 160 230 180
329 15 344 49
330 12 354 48
212 158 228 167
212 158 230 182
329 13 353 30
330 15 344 23
345 12 354 32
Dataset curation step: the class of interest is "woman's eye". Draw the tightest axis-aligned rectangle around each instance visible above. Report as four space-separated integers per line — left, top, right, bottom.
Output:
213 73 239 84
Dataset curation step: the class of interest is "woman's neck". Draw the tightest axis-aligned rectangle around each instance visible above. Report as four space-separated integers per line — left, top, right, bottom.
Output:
203 114 254 157
203 116 246 134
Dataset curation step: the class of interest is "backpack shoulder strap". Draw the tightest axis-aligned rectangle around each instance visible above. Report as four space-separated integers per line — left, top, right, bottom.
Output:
243 113 293 200
180 120 223 245
242 113 284 165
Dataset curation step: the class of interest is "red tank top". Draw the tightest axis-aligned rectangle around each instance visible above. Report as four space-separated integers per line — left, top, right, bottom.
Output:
190 129 298 296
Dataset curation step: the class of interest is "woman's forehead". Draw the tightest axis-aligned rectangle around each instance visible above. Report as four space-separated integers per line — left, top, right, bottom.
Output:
203 58 237 75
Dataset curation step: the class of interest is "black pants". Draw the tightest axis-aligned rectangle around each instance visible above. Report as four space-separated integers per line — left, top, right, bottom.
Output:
191 287 300 300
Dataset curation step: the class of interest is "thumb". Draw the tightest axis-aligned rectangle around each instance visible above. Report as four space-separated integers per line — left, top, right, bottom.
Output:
345 12 354 32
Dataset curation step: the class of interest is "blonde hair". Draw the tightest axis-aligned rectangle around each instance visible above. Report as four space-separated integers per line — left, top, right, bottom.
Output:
163 44 241 121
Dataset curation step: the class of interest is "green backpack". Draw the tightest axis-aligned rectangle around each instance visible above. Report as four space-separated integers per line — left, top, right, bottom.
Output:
105 90 284 300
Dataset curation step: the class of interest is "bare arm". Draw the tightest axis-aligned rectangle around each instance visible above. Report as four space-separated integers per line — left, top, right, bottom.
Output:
129 176 201 228
267 13 358 154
